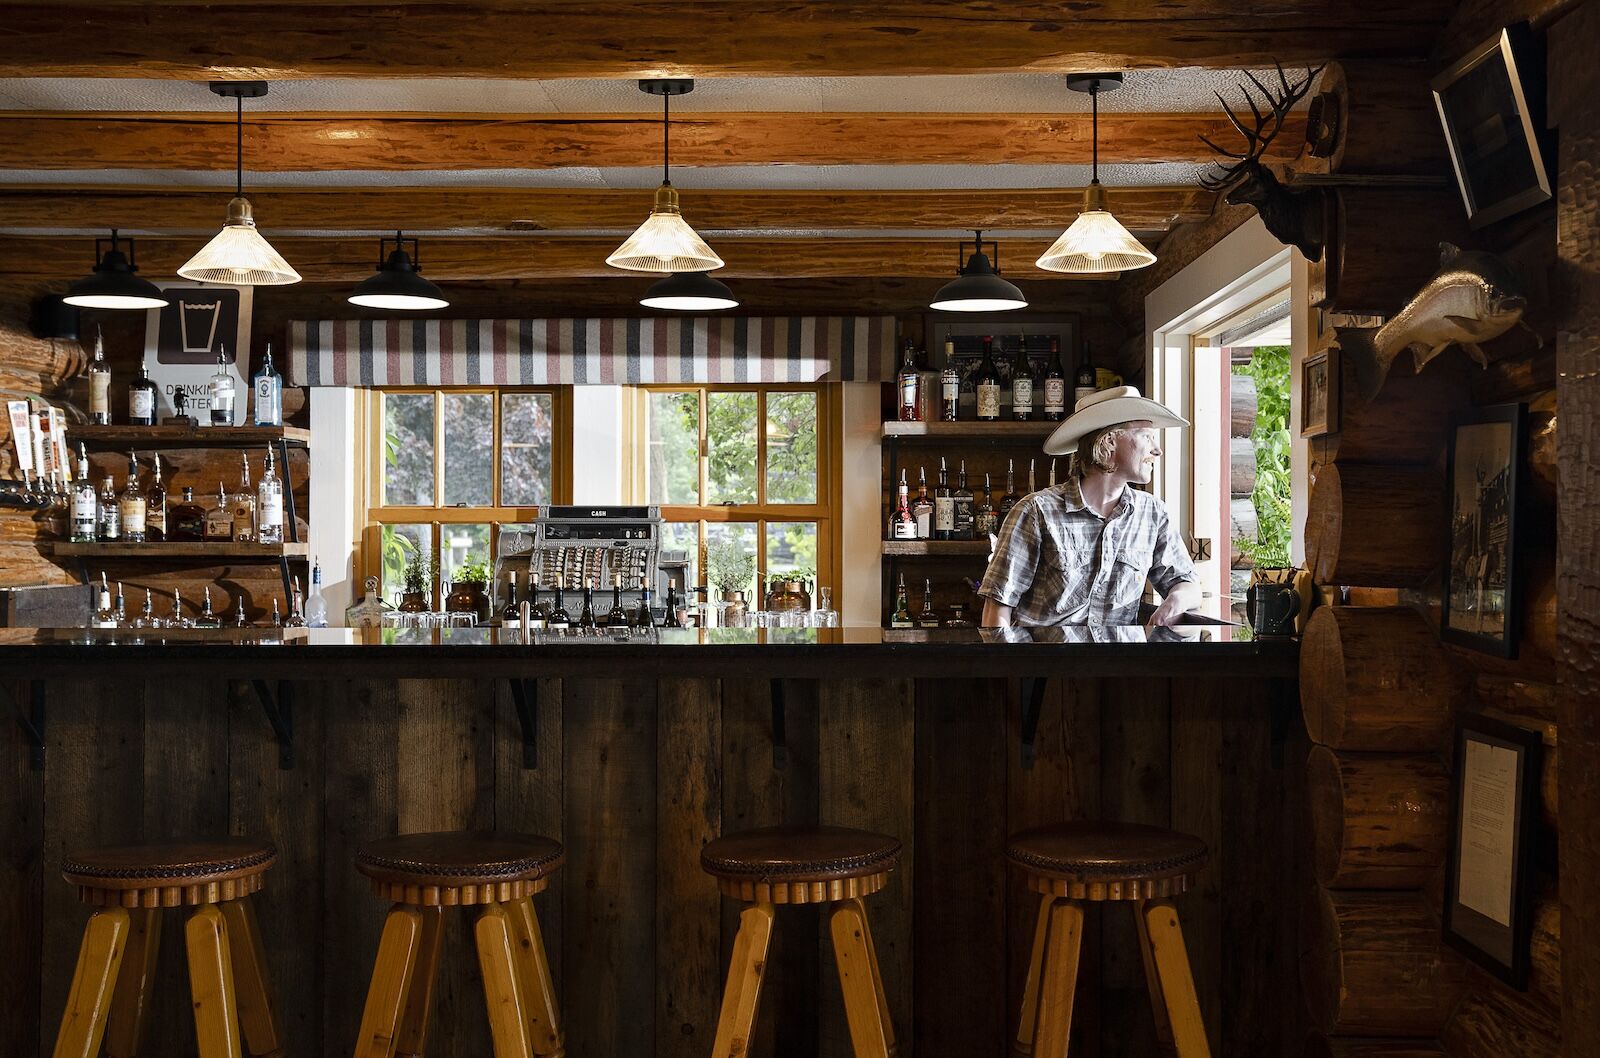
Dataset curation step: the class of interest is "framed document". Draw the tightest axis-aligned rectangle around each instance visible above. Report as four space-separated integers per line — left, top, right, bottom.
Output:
1443 711 1542 987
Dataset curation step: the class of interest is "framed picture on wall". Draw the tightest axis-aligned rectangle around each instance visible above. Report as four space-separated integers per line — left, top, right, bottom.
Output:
1299 346 1339 437
1443 711 1542 988
1443 403 1526 656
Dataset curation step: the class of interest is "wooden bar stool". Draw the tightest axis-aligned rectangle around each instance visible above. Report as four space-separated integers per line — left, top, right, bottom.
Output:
350 831 564 1058
1009 822 1211 1058
701 824 902 1058
50 838 281 1058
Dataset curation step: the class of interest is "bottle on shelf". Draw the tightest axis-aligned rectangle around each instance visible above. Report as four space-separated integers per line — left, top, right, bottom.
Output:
88 326 111 425
547 577 572 630
195 586 221 629
999 459 1019 519
270 597 283 628
911 467 934 539
933 456 954 541
528 576 550 629
1027 458 1038 496
118 453 146 542
917 579 941 628
975 336 1002 422
127 350 159 427
171 486 205 541
501 569 523 628
896 339 923 423
96 475 120 542
284 576 306 628
1049 457 1058 488
975 473 999 537
70 443 97 543
208 345 237 427
939 339 960 422
952 460 976 541
1074 344 1098 406
633 575 654 628
204 481 233 541
232 454 256 542
114 581 127 627
134 588 155 629
1043 338 1067 421
170 588 188 629
578 577 598 629
660 580 682 628
90 573 117 629
889 573 914 629
889 469 918 541
234 595 250 628
252 343 283 427
605 576 628 628
345 576 387 629
1009 336 1035 421
305 559 328 628
256 447 284 545
146 455 167 542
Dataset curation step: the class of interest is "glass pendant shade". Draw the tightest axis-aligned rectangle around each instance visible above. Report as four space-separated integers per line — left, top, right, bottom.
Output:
179 196 302 286
1035 185 1157 274
640 271 738 311
930 235 1028 312
607 183 724 274
64 233 169 309
348 237 449 311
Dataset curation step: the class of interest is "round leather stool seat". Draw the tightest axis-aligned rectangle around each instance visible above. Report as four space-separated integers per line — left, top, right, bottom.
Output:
701 825 901 903
1007 822 1208 901
355 831 564 905
62 838 276 907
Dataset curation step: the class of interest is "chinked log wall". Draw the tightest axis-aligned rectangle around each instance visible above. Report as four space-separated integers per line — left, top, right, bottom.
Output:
0 673 1303 1058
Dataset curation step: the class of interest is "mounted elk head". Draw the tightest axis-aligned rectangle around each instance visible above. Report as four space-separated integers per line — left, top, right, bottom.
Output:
1199 63 1329 262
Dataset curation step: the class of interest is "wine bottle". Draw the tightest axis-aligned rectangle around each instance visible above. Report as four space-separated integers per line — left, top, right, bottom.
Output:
501 569 523 628
605 576 629 628
975 336 1001 421
939 339 960 422
548 578 572 630
88 327 111 425
1043 338 1067 420
578 578 597 629
633 575 654 628
1074 344 1098 405
1009 336 1035 421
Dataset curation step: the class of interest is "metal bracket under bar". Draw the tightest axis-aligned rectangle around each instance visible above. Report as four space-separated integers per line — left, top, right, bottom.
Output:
250 679 295 769
1019 676 1048 770
507 678 539 769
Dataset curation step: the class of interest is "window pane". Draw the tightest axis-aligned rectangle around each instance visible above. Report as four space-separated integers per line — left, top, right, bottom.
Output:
501 392 554 507
382 393 435 505
765 391 818 503
706 521 758 598
706 392 758 504
442 392 494 506
765 521 818 582
439 523 491 587
646 392 701 505
380 523 430 605
658 520 699 592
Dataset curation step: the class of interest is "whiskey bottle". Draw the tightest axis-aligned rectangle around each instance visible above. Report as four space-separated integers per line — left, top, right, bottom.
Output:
889 573 914 629
204 482 233 541
252 343 283 427
256 447 284 545
345 576 387 629
232 454 256 542
975 336 1002 421
890 469 918 541
896 339 923 422
999 458 1019 519
547 578 572 630
208 346 236 427
1074 344 1098 405
118 454 147 542
170 486 205 541
528 576 550 629
501 569 523 628
933 456 954 541
952 460 976 541
1043 338 1067 420
97 476 120 541
1009 337 1035 421
974 473 999 537
70 443 97 542
917 579 940 629
911 467 934 539
605 576 629 628
633 575 654 628
578 577 598 629
127 350 159 426
146 455 167 541
88 326 111 425
939 339 960 422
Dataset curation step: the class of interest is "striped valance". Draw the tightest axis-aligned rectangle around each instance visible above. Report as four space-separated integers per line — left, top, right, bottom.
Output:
285 316 897 386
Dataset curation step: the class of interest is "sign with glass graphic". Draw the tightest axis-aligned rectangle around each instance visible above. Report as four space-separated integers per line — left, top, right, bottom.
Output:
142 282 252 424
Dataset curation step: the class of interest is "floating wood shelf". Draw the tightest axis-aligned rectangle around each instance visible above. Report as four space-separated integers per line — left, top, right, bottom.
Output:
881 540 992 557
47 541 309 559
880 420 1059 441
66 425 311 449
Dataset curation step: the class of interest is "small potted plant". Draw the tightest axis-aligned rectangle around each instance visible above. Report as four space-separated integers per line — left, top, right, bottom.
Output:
765 567 813 613
446 557 493 621
399 555 432 612
705 538 755 627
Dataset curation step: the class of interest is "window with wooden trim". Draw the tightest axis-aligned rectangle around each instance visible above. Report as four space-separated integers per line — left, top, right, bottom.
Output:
363 387 570 607
633 384 836 600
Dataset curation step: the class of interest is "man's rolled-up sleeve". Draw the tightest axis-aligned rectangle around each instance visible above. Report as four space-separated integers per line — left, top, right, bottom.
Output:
979 501 1042 608
1147 507 1199 596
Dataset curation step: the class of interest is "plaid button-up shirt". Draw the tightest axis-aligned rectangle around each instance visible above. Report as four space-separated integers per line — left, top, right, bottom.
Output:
977 476 1197 626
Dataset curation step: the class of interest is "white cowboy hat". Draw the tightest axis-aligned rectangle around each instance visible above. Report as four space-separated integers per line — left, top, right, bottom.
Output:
1043 385 1189 455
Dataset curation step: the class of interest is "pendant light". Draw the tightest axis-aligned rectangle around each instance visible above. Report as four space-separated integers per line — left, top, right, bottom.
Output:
63 230 170 310
640 271 739 312
929 230 1028 312
348 232 449 311
1035 73 1157 275
178 81 301 286
606 79 724 274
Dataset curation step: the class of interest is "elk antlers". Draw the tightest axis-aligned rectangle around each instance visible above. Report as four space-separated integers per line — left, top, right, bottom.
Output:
1198 62 1325 190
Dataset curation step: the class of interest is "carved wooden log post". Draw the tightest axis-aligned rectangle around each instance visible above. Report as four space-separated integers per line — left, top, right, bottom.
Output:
1311 335 1468 466
1301 607 1463 751
1330 188 1471 318
1439 974 1560 1058
1301 888 1466 1037
1307 746 1450 888
1306 463 1444 586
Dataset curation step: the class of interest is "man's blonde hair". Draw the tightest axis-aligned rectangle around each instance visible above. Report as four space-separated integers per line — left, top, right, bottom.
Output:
1069 423 1129 477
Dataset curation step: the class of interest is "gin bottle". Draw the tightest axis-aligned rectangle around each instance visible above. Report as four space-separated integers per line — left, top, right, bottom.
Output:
256 447 284 544
252 343 283 427
208 346 236 426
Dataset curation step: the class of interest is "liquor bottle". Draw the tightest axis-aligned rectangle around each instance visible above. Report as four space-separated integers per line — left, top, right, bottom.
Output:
889 573 914 629
896 339 923 422
170 588 187 629
196 586 221 629
345 576 387 629
528 576 550 629
578 577 597 629
917 579 940 628
114 581 127 627
633 575 654 628
939 339 960 422
70 443 97 542
889 469 918 541
119 453 147 542
127 350 158 427
933 456 954 541
146 455 167 541
135 588 155 629
171 486 205 541
911 467 934 539
999 458 1019 519
1043 338 1067 420
208 346 236 427
975 336 1002 421
256 447 284 545
605 576 629 628
501 569 523 628
1009 337 1035 421
975 473 1000 537
232 454 256 542
1049 457 1058 488
97 476 120 541
91 573 118 629
952 460 976 541
284 577 306 628
234 595 250 628
252 343 283 427
204 482 233 541
547 578 572 630
661 581 683 628
270 597 283 628
1027 458 1037 496
1074 344 1098 405
88 326 111 425
305 560 328 628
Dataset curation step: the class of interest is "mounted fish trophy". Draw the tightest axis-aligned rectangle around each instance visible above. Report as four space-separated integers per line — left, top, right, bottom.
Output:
1197 63 1330 263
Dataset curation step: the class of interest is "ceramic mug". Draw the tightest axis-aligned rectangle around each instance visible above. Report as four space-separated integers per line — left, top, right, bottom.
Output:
1246 580 1301 637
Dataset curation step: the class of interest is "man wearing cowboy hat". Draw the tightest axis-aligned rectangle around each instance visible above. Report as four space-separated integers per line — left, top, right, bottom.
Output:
979 385 1202 628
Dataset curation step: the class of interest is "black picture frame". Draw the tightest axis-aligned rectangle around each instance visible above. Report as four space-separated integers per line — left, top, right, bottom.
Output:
1443 711 1543 988
1431 22 1553 229
1299 345 1340 438
1442 403 1525 657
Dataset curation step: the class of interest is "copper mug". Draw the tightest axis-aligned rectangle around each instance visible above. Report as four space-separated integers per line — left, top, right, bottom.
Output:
1246 580 1301 637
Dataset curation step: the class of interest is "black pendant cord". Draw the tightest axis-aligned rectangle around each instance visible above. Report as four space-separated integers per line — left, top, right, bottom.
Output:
235 94 244 198
1090 80 1099 186
662 90 671 186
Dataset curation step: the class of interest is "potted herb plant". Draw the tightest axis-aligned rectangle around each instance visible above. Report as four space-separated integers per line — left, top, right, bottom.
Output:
765 567 813 613
399 555 432 613
446 557 493 621
705 538 755 626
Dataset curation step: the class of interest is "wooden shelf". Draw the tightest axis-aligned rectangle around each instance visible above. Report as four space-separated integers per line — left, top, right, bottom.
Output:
881 420 1059 441
881 540 992 557
47 541 309 559
66 425 310 449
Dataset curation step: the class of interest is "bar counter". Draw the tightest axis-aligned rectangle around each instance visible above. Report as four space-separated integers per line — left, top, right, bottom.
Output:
1 625 1305 1058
